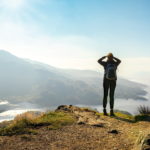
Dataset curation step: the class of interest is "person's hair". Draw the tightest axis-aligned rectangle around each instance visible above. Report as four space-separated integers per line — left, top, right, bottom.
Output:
107 53 113 58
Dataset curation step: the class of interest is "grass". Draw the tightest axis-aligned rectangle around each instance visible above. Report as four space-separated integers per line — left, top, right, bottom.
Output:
114 112 135 123
0 105 149 136
95 112 103 116
134 115 150 122
115 112 134 120
0 111 76 136
34 111 76 128
137 105 150 115
0 118 37 136
95 107 150 123
134 105 150 122
96 111 135 123
95 111 133 119
114 106 150 122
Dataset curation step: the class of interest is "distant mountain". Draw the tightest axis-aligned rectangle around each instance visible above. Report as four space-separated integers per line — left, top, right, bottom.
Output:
0 50 147 110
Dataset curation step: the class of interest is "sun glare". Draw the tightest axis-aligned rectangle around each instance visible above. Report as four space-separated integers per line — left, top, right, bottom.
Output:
1 0 26 9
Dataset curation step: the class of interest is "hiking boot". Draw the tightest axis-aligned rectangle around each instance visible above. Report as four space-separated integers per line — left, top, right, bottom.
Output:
103 109 108 116
110 109 115 116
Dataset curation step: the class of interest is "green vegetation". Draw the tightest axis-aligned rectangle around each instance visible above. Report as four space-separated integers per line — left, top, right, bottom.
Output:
0 105 150 136
96 111 134 123
34 111 76 129
114 112 134 120
114 106 150 122
0 111 76 136
96 106 150 122
134 114 150 122
137 105 150 115
134 105 150 122
95 112 103 116
114 109 132 116
0 118 37 136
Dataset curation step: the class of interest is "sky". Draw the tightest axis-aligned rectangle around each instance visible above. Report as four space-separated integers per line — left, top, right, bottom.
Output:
0 0 150 83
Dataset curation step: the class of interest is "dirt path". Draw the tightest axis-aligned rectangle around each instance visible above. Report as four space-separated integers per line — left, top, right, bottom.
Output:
0 105 149 150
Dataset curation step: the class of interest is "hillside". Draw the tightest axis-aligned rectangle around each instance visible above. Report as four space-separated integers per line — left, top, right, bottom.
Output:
0 105 149 150
0 50 147 113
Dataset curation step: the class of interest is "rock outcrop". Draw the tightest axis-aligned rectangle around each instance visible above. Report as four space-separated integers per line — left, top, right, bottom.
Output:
56 105 106 126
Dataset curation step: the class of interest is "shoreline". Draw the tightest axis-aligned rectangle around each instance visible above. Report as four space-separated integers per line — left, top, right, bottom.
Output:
0 85 150 123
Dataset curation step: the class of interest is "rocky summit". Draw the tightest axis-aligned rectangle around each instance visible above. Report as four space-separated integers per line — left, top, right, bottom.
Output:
0 105 149 150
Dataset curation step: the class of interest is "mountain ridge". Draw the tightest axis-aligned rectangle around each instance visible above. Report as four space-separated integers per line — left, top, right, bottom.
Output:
0 50 147 112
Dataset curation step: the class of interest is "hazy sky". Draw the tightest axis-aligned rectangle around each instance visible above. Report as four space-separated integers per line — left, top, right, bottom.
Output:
0 0 150 83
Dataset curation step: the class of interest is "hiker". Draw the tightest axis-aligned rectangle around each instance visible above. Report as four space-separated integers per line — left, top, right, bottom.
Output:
98 53 121 116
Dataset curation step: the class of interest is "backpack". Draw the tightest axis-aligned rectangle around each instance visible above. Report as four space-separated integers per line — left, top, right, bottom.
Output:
105 63 117 80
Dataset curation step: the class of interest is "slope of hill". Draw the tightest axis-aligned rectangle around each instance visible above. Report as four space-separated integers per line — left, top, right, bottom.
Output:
0 50 147 112
0 105 149 150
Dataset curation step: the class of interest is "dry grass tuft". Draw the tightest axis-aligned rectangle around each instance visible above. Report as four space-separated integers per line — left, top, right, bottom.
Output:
137 105 150 115
0 111 76 136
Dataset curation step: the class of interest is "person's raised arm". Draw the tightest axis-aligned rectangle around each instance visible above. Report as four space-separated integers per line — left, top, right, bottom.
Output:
113 57 121 65
98 56 106 66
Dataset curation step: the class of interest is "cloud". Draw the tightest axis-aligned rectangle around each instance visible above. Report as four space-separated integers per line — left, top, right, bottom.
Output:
0 17 98 69
0 0 98 65
117 57 150 84
0 18 150 85
0 0 149 85
0 0 27 10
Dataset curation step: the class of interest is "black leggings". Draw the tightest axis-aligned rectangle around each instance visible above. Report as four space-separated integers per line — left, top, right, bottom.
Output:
103 79 116 109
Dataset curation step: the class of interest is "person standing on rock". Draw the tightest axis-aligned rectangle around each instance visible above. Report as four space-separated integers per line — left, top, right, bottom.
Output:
98 53 121 116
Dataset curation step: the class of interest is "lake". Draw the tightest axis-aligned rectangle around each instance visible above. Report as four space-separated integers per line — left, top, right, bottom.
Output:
0 86 150 122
